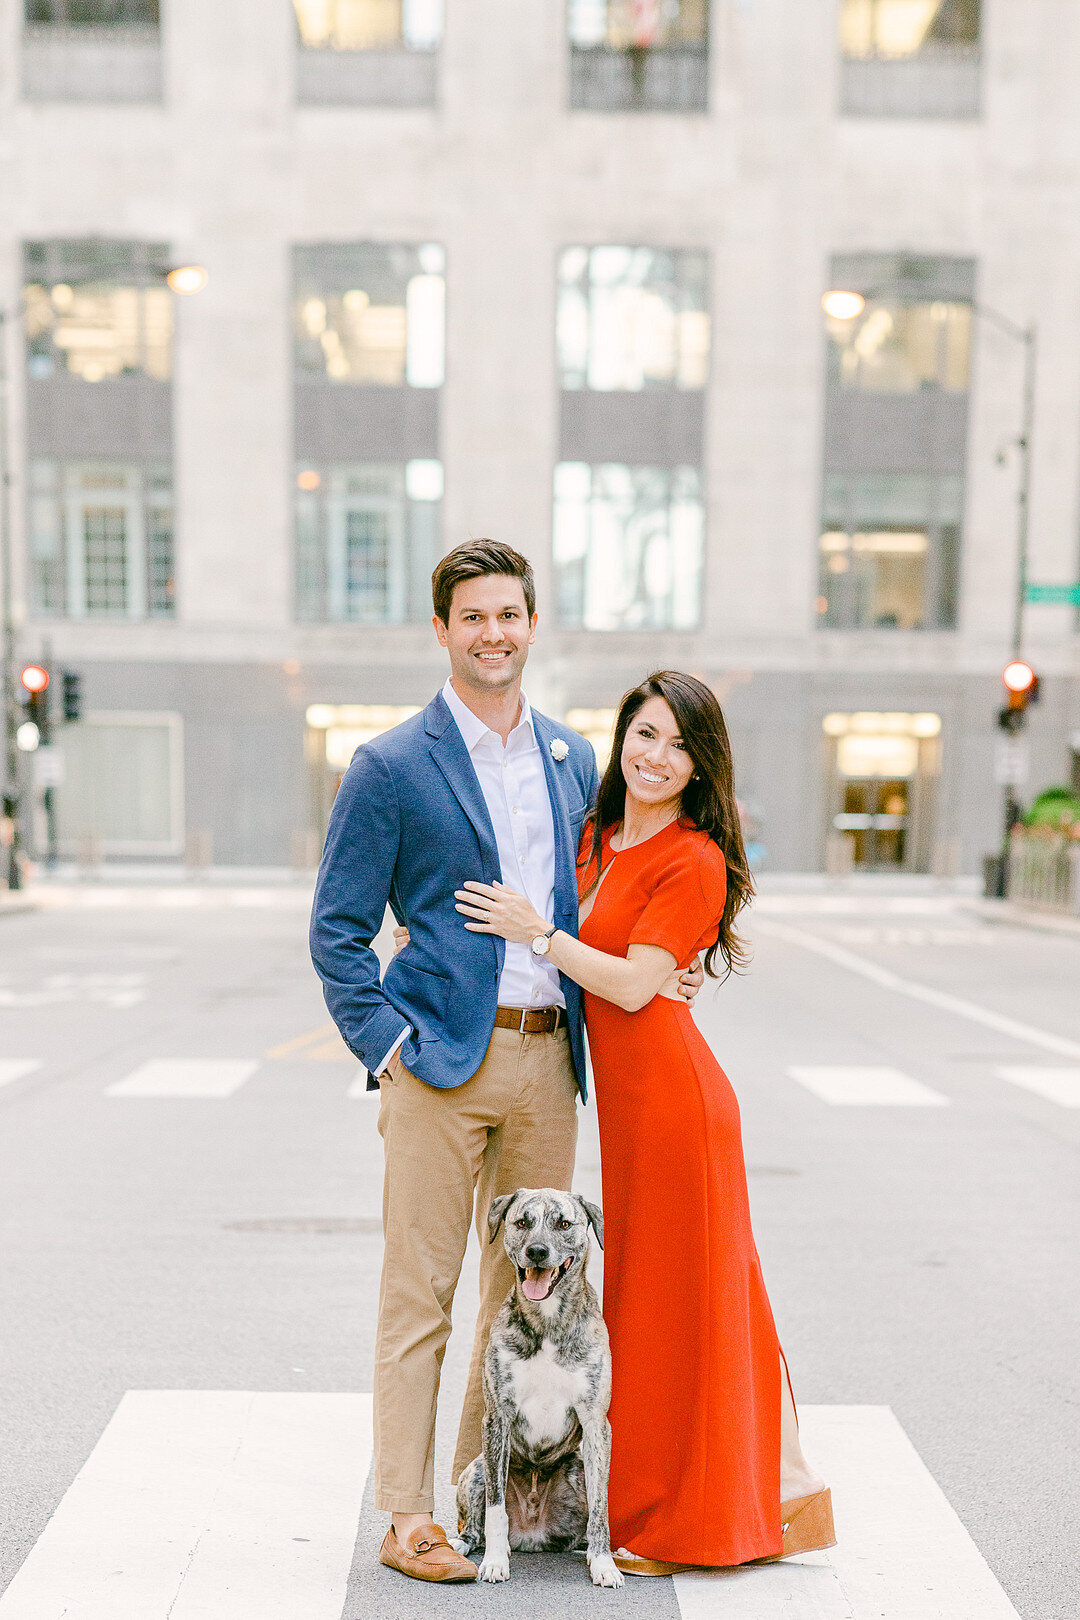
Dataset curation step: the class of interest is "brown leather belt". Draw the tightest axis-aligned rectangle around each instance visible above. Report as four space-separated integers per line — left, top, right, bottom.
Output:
494 1005 567 1035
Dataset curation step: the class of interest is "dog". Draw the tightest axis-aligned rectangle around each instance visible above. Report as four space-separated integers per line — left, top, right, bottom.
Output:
453 1187 623 1588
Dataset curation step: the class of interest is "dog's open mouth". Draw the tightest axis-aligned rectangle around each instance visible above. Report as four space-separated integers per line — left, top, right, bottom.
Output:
519 1256 573 1302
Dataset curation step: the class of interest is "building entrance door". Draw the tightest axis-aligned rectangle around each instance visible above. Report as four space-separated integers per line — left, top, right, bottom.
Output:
823 711 942 873
837 776 910 868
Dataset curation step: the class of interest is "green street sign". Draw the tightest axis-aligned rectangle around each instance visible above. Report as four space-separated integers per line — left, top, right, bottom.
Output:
1026 582 1080 605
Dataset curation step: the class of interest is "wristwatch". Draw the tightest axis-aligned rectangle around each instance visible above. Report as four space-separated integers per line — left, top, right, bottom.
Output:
530 925 558 957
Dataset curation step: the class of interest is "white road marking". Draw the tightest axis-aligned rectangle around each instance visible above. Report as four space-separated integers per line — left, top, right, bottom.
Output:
673 1405 1020 1619
105 1060 259 1098
0 1390 372 1620
760 920 1080 1060
0 1061 41 1088
787 1066 949 1107
995 1066 1080 1108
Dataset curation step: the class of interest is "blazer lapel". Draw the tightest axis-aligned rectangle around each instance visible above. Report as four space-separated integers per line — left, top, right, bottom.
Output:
533 711 578 924
426 693 501 880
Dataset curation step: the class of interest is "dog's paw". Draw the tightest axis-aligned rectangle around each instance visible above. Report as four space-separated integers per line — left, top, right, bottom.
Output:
448 1535 471 1557
478 1549 511 1583
587 1551 624 1589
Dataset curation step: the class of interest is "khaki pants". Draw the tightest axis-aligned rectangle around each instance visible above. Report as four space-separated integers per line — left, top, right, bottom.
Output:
373 1024 579 1513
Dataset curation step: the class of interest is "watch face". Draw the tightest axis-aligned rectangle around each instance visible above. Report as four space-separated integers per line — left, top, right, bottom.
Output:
531 934 550 956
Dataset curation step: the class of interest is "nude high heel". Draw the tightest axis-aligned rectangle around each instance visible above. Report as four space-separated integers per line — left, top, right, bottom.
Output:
750 1486 836 1563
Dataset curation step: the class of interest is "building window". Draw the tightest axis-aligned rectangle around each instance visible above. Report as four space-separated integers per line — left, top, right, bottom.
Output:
557 246 709 392
293 0 441 50
26 0 158 18
23 1 162 101
295 460 442 623
840 0 979 117
29 460 174 620
826 296 971 396
294 0 441 105
24 242 172 383
818 472 962 631
568 0 708 112
554 462 703 631
294 243 444 387
818 255 973 633
841 0 978 59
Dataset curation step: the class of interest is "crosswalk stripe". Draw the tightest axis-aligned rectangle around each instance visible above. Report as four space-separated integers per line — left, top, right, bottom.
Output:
787 1066 949 1107
673 1405 1020 1619
760 920 1080 1060
105 1061 259 1098
0 1061 41 1088
0 1391 373 1620
995 1066 1080 1108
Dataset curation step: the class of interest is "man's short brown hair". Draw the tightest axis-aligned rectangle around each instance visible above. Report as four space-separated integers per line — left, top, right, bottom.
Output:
431 540 536 625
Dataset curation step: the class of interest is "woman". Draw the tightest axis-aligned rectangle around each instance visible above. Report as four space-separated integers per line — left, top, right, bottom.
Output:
452 670 833 1574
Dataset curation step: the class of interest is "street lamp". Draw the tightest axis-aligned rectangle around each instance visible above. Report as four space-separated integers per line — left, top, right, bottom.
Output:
0 262 207 889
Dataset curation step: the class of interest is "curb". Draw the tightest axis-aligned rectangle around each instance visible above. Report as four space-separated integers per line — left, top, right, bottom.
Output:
962 897 1080 941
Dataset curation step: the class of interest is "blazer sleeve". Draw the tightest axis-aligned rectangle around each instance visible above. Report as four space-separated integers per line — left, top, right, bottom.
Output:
627 838 727 966
309 744 412 1069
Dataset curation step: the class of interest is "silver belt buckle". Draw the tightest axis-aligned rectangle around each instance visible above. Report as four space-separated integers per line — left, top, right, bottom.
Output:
519 1007 529 1034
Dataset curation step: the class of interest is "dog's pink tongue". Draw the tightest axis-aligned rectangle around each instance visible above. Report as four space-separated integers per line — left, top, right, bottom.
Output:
523 1267 554 1301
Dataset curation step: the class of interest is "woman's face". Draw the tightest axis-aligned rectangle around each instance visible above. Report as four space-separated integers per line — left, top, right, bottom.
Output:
620 695 695 813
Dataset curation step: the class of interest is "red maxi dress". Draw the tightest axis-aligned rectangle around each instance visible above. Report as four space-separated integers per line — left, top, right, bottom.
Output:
578 818 785 1566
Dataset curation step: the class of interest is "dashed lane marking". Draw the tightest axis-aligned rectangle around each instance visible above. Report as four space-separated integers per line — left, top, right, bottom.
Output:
105 1060 260 1099
995 1066 1080 1108
673 1405 1020 1619
0 1061 42 1088
0 1391 372 1620
759 920 1080 1061
787 1066 949 1107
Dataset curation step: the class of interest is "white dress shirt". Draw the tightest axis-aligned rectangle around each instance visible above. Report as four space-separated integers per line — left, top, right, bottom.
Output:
375 679 563 1076
440 678 564 1009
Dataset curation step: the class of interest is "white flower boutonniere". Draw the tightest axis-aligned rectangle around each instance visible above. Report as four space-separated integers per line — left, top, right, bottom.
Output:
550 738 570 762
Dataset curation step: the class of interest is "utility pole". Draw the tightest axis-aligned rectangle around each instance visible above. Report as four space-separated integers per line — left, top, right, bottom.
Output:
0 307 21 891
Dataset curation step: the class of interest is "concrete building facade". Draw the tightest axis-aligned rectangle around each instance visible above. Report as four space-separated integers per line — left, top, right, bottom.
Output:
1 0 1078 873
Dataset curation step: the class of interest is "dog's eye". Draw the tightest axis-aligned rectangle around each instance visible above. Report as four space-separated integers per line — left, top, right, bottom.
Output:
555 1217 572 1229
514 1218 530 1229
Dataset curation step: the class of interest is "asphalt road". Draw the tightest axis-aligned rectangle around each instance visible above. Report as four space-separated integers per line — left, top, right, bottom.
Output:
0 879 1076 1619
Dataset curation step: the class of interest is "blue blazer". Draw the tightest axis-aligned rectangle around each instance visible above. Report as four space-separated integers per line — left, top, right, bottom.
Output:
309 691 600 1098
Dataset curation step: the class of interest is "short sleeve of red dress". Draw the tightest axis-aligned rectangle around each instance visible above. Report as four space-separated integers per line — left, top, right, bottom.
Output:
627 833 727 968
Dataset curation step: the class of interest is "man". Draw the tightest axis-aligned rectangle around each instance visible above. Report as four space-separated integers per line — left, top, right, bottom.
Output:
310 539 699 1584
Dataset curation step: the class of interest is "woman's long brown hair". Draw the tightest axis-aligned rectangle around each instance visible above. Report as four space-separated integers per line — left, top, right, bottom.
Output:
579 670 754 980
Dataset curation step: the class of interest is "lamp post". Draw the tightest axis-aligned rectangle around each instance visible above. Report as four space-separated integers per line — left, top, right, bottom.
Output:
822 286 1038 896
0 263 207 889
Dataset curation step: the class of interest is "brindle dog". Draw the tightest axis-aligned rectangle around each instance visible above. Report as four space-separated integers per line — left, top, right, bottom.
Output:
453 1188 623 1588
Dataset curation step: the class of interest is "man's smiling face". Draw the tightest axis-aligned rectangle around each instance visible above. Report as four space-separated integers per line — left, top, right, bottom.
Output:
434 573 537 696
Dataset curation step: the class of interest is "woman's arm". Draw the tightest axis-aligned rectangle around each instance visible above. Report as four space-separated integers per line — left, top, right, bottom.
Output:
455 881 676 1014
394 918 702 1005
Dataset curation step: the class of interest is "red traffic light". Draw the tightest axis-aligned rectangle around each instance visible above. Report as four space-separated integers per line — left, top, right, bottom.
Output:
1003 660 1036 694
20 664 49 694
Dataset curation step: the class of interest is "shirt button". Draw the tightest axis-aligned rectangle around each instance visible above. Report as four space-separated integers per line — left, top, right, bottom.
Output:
519 855 525 864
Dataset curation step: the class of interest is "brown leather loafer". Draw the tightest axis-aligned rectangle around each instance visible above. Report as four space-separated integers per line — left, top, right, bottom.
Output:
379 1523 478 1582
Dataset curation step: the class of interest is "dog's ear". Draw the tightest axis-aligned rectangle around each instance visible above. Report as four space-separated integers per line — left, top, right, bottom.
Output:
575 1195 604 1250
487 1193 517 1244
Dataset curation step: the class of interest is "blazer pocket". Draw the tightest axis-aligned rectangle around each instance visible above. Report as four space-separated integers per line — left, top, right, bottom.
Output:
386 958 451 1042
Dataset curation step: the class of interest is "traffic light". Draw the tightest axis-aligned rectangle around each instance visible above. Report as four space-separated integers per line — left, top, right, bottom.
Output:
62 670 82 723
19 665 50 735
997 660 1040 733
